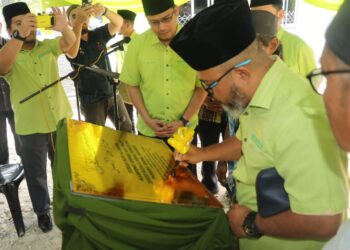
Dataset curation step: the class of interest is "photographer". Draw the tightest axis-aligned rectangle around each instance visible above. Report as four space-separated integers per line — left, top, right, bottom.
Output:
66 3 132 131
0 2 75 232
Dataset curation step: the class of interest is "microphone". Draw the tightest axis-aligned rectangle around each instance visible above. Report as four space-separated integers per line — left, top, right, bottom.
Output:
108 37 131 49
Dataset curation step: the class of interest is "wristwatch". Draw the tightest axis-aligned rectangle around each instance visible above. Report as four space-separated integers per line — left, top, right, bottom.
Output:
13 30 26 42
242 211 263 238
180 116 189 127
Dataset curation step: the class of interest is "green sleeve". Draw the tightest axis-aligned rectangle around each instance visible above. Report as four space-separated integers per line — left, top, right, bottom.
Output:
274 108 348 215
297 44 316 77
119 38 141 86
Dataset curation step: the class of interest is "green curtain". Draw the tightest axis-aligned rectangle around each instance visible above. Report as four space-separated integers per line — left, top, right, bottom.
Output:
304 0 344 10
42 0 189 12
53 119 234 250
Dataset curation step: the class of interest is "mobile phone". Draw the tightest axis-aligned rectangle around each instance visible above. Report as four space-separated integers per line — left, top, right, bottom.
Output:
37 15 55 28
82 0 92 6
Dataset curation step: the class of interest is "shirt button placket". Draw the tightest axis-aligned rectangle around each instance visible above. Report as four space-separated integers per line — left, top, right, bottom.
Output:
164 48 170 116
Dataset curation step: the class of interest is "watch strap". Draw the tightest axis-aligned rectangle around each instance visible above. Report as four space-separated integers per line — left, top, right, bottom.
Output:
180 116 189 127
243 211 263 238
13 30 26 42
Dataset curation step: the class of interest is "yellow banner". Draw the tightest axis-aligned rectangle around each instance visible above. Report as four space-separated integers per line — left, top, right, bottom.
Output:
42 0 190 12
68 119 222 208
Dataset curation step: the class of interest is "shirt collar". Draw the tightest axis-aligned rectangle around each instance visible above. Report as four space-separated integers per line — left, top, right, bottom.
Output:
20 40 39 52
248 56 285 110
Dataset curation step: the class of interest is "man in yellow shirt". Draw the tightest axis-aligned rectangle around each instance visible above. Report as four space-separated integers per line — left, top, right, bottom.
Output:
119 0 206 175
170 1 348 249
250 0 316 77
0 2 75 232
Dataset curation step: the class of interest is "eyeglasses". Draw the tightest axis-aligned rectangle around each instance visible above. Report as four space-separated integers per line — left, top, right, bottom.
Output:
307 68 350 95
148 9 176 27
200 59 252 96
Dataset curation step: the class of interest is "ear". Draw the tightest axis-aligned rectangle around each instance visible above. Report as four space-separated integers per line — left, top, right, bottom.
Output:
277 9 285 23
174 5 180 16
267 37 280 55
232 67 251 83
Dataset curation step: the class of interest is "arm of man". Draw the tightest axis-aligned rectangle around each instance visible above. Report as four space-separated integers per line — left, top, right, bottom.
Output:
228 204 342 239
66 6 91 59
92 4 123 36
176 135 242 165
0 13 36 75
51 7 76 53
126 84 166 133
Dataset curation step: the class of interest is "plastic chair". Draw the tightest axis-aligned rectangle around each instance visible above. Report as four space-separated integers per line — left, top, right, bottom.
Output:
0 163 25 237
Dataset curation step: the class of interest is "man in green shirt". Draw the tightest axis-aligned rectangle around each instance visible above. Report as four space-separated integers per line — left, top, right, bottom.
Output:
119 0 206 174
250 0 316 77
116 9 138 133
170 1 348 249
0 2 75 233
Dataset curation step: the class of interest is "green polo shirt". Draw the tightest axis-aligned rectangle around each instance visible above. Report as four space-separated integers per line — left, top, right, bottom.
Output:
5 38 72 135
234 57 348 250
117 32 138 104
119 27 200 136
278 28 316 77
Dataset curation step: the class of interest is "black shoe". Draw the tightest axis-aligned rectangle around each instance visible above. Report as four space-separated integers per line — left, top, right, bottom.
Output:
37 213 53 233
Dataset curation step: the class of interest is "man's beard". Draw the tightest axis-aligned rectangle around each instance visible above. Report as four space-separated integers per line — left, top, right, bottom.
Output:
23 39 36 45
221 85 249 119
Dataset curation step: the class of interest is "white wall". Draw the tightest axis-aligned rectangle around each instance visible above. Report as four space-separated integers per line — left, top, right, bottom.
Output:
284 0 337 66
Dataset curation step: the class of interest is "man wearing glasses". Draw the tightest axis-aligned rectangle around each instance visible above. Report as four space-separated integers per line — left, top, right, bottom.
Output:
119 0 206 174
308 2 350 249
170 1 348 249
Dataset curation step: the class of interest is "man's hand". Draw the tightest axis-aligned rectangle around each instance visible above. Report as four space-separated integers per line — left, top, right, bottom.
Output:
162 120 184 137
144 118 167 136
51 7 69 32
227 204 252 238
18 13 37 38
203 96 223 112
216 161 228 186
92 3 107 17
174 145 204 166
73 6 93 27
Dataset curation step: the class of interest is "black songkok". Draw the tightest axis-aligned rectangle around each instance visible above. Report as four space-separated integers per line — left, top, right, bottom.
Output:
118 10 137 22
325 0 350 66
250 0 283 8
251 10 278 37
170 0 255 71
3 2 30 24
141 0 175 16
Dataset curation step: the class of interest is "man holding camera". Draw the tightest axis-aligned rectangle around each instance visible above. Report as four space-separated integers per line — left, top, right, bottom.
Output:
0 2 75 232
66 3 132 131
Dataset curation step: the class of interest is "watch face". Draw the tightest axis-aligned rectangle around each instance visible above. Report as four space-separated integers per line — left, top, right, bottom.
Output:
243 225 254 236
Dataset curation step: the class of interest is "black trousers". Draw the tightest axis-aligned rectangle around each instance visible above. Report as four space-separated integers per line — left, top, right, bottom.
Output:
0 110 21 164
18 132 55 215
81 95 132 132
125 103 136 134
197 113 228 192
